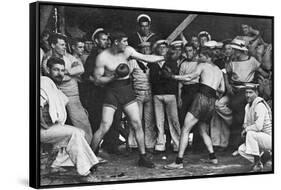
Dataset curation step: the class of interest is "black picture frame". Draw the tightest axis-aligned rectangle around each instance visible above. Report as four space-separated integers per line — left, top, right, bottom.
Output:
30 1 274 188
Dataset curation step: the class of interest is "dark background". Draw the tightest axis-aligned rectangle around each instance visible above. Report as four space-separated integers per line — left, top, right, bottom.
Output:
42 4 273 43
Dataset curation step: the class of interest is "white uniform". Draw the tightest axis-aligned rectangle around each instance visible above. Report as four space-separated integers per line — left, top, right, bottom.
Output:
40 76 99 176
238 97 272 162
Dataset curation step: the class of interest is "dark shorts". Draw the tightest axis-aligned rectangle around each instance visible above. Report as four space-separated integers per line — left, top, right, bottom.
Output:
103 79 136 110
188 84 217 123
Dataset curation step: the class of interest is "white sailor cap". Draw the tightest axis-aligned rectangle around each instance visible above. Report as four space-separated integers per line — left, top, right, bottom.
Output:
170 40 184 48
198 31 211 41
137 14 151 23
244 83 259 90
91 28 105 41
152 39 168 51
204 40 223 49
230 38 248 51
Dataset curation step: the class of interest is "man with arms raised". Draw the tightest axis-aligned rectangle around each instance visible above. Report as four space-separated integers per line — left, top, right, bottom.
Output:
164 47 225 169
90 31 165 168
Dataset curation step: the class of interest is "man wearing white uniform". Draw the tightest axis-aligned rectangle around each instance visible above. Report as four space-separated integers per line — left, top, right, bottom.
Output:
40 57 99 182
238 83 272 172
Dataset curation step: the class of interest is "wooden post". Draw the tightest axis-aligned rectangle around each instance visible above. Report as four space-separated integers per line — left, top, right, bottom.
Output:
58 6 66 35
40 5 53 34
166 14 198 44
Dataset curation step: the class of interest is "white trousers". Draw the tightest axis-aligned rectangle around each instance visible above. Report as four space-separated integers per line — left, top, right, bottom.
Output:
238 131 271 163
41 125 99 176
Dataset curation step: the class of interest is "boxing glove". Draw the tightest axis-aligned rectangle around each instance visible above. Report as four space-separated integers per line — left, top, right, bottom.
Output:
115 63 130 78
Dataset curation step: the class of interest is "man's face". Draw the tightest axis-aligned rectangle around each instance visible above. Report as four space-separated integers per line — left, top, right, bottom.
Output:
96 33 109 49
84 41 93 53
156 44 168 56
242 24 250 35
139 21 151 36
73 42 84 56
199 36 208 47
140 46 152 55
49 63 65 84
198 53 209 62
116 37 128 52
169 47 182 61
245 89 257 104
185 46 195 60
224 44 234 57
52 39 66 56
234 49 243 59
191 36 199 48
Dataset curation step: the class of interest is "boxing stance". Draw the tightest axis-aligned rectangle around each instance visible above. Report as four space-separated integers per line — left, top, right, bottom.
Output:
90 31 165 168
164 47 225 169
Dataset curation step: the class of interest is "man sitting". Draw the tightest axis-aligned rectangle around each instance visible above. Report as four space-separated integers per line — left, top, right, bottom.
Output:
238 83 272 172
40 57 99 182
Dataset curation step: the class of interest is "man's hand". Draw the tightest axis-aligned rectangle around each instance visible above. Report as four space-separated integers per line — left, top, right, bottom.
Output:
241 129 247 138
71 61 80 68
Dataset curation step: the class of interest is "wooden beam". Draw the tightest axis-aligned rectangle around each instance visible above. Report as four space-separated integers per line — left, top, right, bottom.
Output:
40 5 53 34
166 14 198 44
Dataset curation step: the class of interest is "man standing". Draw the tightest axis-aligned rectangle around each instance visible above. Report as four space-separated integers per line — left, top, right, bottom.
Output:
41 57 99 182
42 33 93 144
90 31 165 168
127 41 157 152
129 14 160 50
83 28 123 154
164 47 225 169
227 39 267 151
71 38 85 64
149 40 181 153
238 83 272 172
178 42 199 125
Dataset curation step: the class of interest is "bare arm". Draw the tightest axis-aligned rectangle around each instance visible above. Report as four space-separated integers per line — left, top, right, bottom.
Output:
261 44 272 71
125 46 165 63
93 56 115 86
67 59 84 76
173 64 202 81
218 73 225 95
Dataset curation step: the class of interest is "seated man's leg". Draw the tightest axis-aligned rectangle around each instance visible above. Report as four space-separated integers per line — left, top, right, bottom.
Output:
238 143 254 163
66 96 93 144
41 125 99 176
90 106 115 152
245 131 271 157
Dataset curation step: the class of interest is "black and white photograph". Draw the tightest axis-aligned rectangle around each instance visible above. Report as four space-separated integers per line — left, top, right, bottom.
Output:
29 1 274 188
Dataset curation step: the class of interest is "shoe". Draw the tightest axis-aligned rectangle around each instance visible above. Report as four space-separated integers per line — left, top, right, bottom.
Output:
50 166 68 173
200 158 218 164
138 157 155 168
80 174 100 183
232 150 239 156
252 161 263 172
97 156 108 164
164 162 184 170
